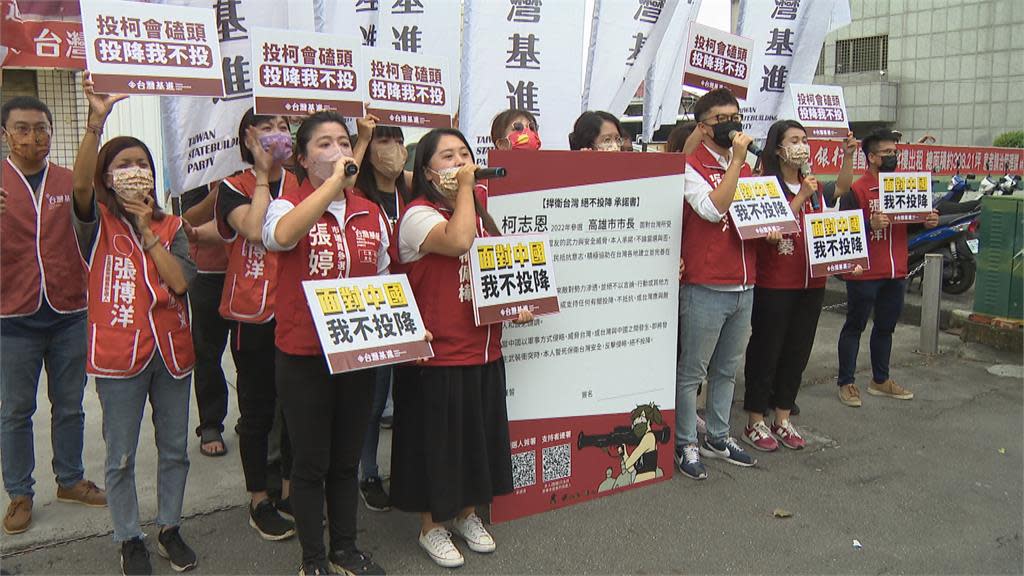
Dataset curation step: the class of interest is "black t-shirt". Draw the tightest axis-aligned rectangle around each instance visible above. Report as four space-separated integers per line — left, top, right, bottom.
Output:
25 169 45 195
216 178 283 233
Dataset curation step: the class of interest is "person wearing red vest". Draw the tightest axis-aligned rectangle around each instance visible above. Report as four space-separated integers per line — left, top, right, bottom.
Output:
675 88 758 480
391 128 532 570
215 108 299 541
71 75 198 575
836 129 939 407
1 96 106 536
740 121 857 453
261 112 390 576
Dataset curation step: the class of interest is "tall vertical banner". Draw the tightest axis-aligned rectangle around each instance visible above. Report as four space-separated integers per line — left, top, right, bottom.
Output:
377 0 461 109
736 0 850 139
486 150 685 522
461 0 585 164
322 0 379 46
159 0 314 195
637 0 701 141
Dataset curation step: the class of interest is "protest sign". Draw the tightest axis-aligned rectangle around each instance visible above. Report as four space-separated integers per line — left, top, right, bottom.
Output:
681 21 754 99
804 209 870 277
469 234 559 326
81 0 223 96
302 275 433 374
250 27 363 117
786 83 849 138
363 47 452 128
729 176 800 239
879 171 934 223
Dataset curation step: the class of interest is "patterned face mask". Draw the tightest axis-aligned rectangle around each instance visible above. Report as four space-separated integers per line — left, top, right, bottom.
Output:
779 142 811 166
258 131 293 163
110 166 154 201
429 166 461 197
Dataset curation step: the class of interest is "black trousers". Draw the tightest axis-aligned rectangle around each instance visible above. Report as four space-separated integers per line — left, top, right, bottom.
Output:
189 273 230 436
230 321 290 493
743 286 825 414
276 350 375 563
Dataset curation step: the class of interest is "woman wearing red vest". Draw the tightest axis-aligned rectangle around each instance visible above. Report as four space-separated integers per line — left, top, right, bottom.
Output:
392 128 532 569
71 74 197 575
261 111 389 576
740 120 857 452
214 108 299 540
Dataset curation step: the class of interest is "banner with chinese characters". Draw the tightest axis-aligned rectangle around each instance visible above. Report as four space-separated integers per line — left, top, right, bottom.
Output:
808 140 1024 177
736 0 851 139
681 21 753 99
322 0 379 46
637 0 702 141
363 47 452 128
0 0 86 69
461 0 585 164
804 209 869 278
159 0 314 196
486 149 685 522
728 176 799 239
377 0 462 110
302 275 433 373
250 27 363 117
468 234 560 326
783 83 849 138
879 171 933 224
81 0 224 96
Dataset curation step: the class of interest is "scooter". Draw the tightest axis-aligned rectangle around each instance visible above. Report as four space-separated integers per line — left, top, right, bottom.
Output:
907 206 980 295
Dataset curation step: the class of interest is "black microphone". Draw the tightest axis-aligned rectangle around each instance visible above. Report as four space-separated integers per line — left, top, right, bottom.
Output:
728 130 762 156
474 167 507 179
344 161 358 176
801 161 820 210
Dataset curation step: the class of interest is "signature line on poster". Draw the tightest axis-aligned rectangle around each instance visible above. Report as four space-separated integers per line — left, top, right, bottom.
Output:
599 388 664 402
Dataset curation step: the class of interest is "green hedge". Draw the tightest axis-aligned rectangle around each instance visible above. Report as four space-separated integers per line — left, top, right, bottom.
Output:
993 131 1024 148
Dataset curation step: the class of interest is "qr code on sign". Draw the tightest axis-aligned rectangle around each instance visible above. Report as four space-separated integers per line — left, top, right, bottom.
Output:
511 451 536 489
542 443 571 482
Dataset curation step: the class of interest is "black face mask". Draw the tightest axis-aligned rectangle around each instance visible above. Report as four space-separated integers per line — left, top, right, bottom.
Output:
879 154 898 172
711 121 742 149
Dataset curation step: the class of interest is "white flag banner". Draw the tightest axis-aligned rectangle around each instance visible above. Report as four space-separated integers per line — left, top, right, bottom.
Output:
461 0 586 165
159 0 314 195
736 0 851 139
639 0 702 141
322 0 380 46
582 0 680 112
377 0 461 109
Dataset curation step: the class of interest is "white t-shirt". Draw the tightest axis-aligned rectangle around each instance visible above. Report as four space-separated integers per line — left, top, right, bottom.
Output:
398 204 448 264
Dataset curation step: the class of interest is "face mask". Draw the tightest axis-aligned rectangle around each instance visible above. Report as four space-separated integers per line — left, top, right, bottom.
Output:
110 166 154 201
258 131 293 163
308 148 343 182
780 142 811 166
429 166 461 197
508 128 542 150
879 154 898 172
372 143 407 179
595 140 621 152
710 121 742 149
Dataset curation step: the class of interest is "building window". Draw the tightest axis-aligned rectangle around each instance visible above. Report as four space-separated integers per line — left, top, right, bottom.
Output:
815 45 826 76
835 35 888 74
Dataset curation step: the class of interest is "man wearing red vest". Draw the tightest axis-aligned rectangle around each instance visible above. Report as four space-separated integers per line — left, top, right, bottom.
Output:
0 96 106 535
836 129 939 407
675 88 759 480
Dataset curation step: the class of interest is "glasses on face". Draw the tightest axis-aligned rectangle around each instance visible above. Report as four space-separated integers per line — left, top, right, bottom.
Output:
511 121 537 133
701 113 744 124
4 124 52 137
598 135 624 147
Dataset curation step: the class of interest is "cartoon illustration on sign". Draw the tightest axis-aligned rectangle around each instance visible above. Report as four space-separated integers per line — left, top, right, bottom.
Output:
578 403 671 492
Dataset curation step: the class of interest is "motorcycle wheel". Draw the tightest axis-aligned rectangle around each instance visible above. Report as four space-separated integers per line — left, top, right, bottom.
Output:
942 256 976 295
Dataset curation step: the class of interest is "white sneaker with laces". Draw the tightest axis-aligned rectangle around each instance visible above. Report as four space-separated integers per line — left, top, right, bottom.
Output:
452 513 496 553
419 527 465 568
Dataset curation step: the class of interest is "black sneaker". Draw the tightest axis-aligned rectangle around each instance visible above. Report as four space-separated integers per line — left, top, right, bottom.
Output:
299 559 333 575
157 526 197 572
276 496 294 521
250 498 296 541
359 477 391 512
120 537 151 575
329 548 385 575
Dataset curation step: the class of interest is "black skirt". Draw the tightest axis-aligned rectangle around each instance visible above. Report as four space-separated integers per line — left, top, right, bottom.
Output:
390 359 513 522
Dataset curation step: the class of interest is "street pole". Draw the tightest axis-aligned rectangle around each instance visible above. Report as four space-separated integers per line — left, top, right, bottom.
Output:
919 253 943 355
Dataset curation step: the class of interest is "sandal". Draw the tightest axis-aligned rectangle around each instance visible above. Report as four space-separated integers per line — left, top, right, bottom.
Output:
199 428 227 457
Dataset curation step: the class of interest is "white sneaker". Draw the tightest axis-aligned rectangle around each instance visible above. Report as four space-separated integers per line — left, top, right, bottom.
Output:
419 527 465 568
452 513 496 553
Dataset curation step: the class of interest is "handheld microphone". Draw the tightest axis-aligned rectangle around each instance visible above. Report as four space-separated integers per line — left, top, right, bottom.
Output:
801 161 820 211
344 161 358 176
474 167 507 180
728 130 762 156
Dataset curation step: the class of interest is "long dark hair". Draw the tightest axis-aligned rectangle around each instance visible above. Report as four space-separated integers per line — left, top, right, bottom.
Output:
666 121 697 153
569 110 622 150
292 111 351 183
411 128 500 236
757 119 807 194
94 136 164 225
355 124 411 208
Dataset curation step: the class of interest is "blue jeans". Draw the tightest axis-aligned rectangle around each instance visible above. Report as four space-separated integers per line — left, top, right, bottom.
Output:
359 366 392 481
675 284 753 447
96 358 191 542
1 314 87 498
837 278 906 386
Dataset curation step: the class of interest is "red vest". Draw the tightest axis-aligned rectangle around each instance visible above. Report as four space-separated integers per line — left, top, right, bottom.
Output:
681 144 757 286
217 169 298 323
398 187 502 367
1 159 88 317
756 179 828 290
845 172 908 281
188 182 229 273
86 205 194 379
274 181 385 356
